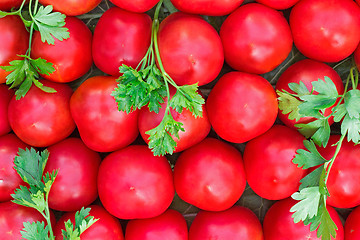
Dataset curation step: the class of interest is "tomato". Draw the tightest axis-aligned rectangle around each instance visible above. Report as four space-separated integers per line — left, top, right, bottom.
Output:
109 0 160 13
31 16 93 83
158 12 224 86
0 15 29 84
39 0 101 16
92 7 152 76
189 205 264 240
290 0 360 62
125 209 188 240
70 76 139 152
206 71 278 143
275 59 344 129
54 205 124 240
0 85 13 136
263 198 344 240
355 44 360 72
44 138 101 212
97 145 174 219
345 206 360 239
174 138 246 211
0 0 23 11
220 3 293 74
8 80 75 147
318 135 360 208
170 0 244 16
255 0 300 9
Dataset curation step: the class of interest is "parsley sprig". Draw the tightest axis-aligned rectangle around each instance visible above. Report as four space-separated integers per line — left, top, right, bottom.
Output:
277 65 360 239
112 0 204 156
0 0 70 99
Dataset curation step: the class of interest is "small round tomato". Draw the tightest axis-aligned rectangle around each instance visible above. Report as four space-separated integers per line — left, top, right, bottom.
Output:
355 44 360 72
170 0 244 16
220 3 293 74
109 0 159 13
125 209 188 240
345 206 360 239
174 138 246 211
255 0 300 9
31 16 93 83
158 12 224 86
290 0 360 62
70 76 139 152
97 145 174 219
206 71 278 143
92 7 152 76
189 206 264 240
0 0 23 11
0 15 29 83
0 85 13 136
39 0 101 16
8 80 75 147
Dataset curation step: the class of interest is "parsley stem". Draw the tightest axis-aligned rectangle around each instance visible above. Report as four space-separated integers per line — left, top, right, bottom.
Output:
324 134 345 184
44 191 54 239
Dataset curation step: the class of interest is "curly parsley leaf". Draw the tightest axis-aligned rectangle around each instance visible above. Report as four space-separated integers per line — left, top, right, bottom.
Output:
277 90 303 121
21 221 51 240
296 118 331 147
293 140 326 169
169 84 204 117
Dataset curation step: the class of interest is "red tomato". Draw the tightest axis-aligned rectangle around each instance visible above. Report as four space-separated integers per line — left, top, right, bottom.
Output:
0 134 29 202
8 80 75 147
170 0 244 16
0 0 23 11
206 71 278 143
355 44 360 72
109 0 159 13
189 205 264 240
220 3 293 74
0 15 29 84
45 138 101 212
70 76 139 152
275 59 344 129
125 209 188 240
174 138 246 211
290 0 360 62
263 198 344 240
158 12 224 86
92 7 152 76
345 206 360 239
31 16 93 83
0 85 13 136
318 135 360 208
39 0 101 16
97 145 174 219
255 0 300 9
54 205 124 240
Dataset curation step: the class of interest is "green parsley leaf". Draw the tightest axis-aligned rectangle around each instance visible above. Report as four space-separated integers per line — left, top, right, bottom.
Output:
296 118 331 147
21 221 50 240
344 89 360 118
290 186 321 223
341 114 360 144
277 90 303 121
292 140 326 169
11 185 37 209
288 81 311 97
170 84 204 117
299 166 323 190
332 104 347 123
62 207 98 240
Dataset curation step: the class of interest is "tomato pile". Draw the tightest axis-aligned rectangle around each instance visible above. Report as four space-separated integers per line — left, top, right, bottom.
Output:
1 0 360 239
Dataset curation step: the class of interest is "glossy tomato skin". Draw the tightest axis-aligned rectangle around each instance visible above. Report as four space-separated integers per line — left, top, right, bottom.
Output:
290 0 360 62
39 0 101 16
189 206 264 240
206 71 278 143
110 0 159 13
54 205 124 240
45 138 101 212
255 0 300 9
92 7 152 76
70 76 139 152
220 3 293 74
276 59 344 129
170 0 243 16
31 16 92 83
263 198 344 240
0 85 13 136
345 206 360 239
158 12 224 86
125 209 188 240
8 80 75 147
355 44 360 72
97 145 174 219
0 15 29 84
0 134 29 202
174 138 246 211
0 0 23 11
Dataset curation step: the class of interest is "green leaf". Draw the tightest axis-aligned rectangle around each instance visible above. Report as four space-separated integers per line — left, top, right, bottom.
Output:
288 81 311 97
332 104 347 123
30 57 55 76
169 84 204 117
277 90 303 121
296 118 331 147
11 185 37 209
344 89 360 118
293 140 326 169
290 186 321 223
299 166 323 190
62 207 98 240
341 114 360 144
21 221 50 240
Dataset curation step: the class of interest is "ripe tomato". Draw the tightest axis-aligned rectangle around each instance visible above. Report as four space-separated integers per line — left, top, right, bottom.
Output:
125 209 188 240
275 59 344 129
355 44 360 72
109 0 160 13
97 145 174 219
8 80 75 147
189 206 264 240
263 198 344 240
92 7 152 76
39 0 101 16
174 138 246 211
220 3 293 74
255 0 300 9
206 71 278 143
345 206 360 239
0 85 13 136
45 138 101 212
70 76 139 152
0 0 23 11
290 0 360 62
158 12 224 86
54 205 124 240
170 0 244 16
0 15 29 84
31 16 93 83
